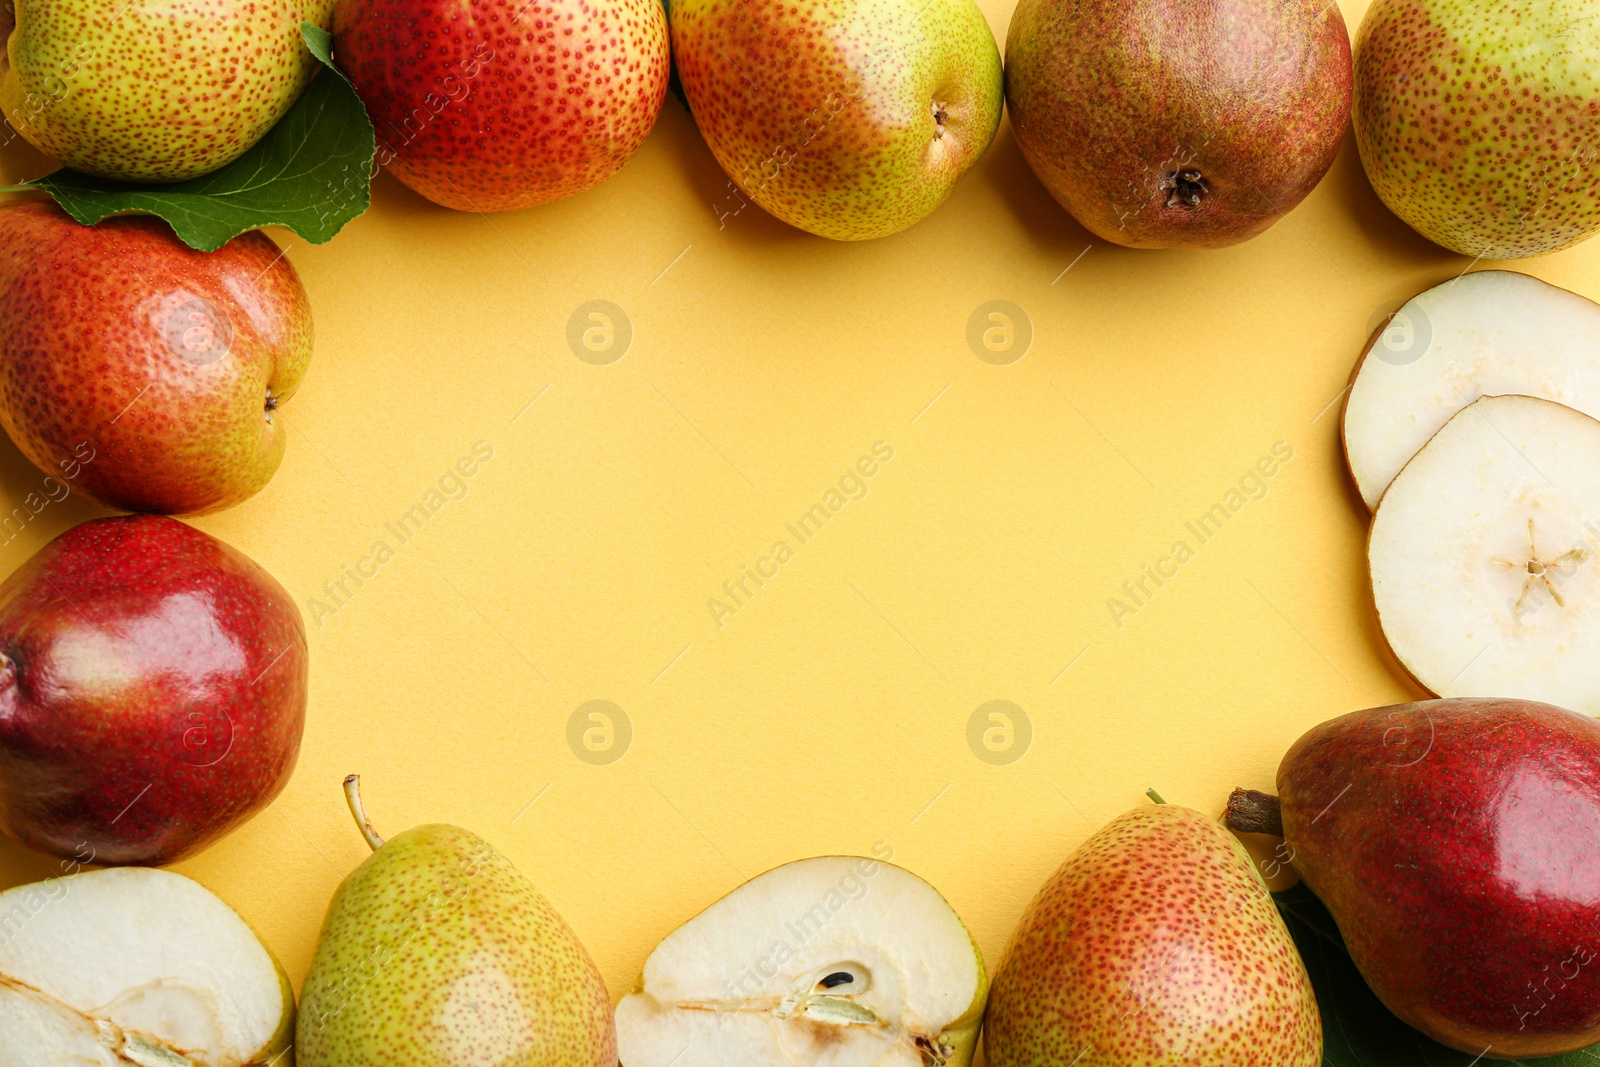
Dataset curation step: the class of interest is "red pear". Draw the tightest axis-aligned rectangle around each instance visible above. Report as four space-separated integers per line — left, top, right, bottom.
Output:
1004 0 1352 248
332 0 670 212
0 515 307 867
1229 697 1600 1057
0 200 312 516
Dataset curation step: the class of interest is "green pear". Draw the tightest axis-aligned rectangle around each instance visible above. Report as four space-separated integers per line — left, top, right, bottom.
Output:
296 777 616 1067
0 0 334 183
1353 0 1600 258
670 0 1003 240
985 800 1321 1067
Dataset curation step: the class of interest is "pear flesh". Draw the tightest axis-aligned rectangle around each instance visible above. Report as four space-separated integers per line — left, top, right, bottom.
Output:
1343 271 1600 509
615 855 987 1067
0 867 294 1067
1369 394 1600 713
984 804 1321 1067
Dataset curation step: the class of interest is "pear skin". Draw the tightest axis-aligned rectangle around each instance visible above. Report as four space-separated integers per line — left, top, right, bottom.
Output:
670 0 1003 240
985 803 1320 1067
0 0 333 183
1004 0 1350 249
1353 0 1600 258
1255 698 1600 1057
297 780 615 1066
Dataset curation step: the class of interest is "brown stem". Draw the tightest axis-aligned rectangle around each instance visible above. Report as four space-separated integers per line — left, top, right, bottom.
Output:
1225 788 1283 837
343 775 385 851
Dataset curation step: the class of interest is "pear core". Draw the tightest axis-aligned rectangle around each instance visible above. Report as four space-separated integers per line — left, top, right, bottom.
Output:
1369 394 1600 712
0 868 292 1067
616 855 986 1067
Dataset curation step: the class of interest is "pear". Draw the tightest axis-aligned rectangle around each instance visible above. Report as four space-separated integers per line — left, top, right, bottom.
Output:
985 800 1321 1067
1342 271 1600 509
0 867 295 1067
0 0 333 183
296 777 615 1067
1004 0 1351 249
1354 0 1600 258
1227 698 1600 1056
1367 395 1600 713
669 0 1003 240
615 854 987 1067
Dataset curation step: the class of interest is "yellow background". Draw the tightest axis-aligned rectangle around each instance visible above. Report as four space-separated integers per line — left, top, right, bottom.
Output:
1 0 1595 1057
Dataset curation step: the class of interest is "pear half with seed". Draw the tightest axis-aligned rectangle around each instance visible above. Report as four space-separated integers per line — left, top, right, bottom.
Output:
0 867 294 1067
615 855 986 1067
1370 393 1600 713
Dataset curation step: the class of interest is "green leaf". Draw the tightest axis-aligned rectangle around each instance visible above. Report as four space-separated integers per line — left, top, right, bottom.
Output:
21 23 374 252
1275 884 1600 1066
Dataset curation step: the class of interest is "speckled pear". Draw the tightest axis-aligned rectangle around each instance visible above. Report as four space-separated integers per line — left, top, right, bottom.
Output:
984 801 1321 1067
296 777 616 1067
0 0 333 182
1353 0 1600 258
670 0 1003 240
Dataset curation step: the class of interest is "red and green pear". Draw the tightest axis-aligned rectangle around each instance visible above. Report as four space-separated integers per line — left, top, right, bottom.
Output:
1353 0 1600 258
986 802 1321 1067
331 0 669 212
669 0 1003 240
0 200 312 516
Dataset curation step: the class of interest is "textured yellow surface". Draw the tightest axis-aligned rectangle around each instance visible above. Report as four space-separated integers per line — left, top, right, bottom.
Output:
1 0 1598 1057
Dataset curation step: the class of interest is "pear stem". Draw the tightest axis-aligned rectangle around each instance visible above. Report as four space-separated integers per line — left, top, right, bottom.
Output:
1145 788 1166 804
343 775 385 851
1224 788 1284 837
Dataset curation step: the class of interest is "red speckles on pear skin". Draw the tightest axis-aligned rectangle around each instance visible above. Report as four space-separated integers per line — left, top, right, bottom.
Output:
0 514 308 867
0 200 312 516
331 0 669 213
1279 699 1600 1057
1004 0 1351 249
985 805 1320 1067
0 0 329 183
671 0 1002 240
1354 0 1600 258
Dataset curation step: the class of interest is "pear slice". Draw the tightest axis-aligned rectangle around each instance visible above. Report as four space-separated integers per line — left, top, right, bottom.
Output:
0 867 294 1067
1369 394 1600 713
1343 271 1600 509
615 856 986 1067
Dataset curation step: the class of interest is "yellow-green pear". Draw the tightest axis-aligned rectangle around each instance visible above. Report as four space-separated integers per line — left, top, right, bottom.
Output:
296 777 616 1066
985 800 1321 1067
0 0 333 182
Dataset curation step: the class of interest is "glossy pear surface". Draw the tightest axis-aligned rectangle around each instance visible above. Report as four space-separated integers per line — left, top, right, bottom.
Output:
1275 698 1600 1057
0 515 308 867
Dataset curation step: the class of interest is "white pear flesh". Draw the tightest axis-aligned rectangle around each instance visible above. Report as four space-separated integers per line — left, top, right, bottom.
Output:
1343 271 1600 509
615 856 985 1067
1369 394 1600 713
0 867 293 1067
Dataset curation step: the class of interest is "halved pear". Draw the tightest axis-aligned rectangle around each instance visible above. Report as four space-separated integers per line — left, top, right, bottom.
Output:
1343 271 1600 509
1369 394 1600 713
0 867 294 1067
615 856 986 1067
